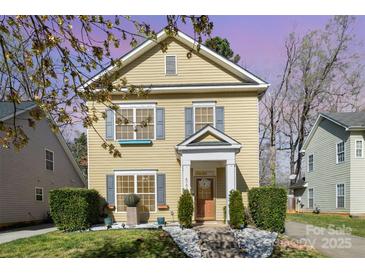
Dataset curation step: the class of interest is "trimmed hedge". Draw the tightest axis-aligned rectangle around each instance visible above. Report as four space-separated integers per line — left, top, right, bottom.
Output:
49 188 100 231
248 186 287 233
229 190 246 229
178 189 194 228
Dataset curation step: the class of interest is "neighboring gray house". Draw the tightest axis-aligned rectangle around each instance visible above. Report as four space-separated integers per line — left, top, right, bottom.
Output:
0 102 86 227
291 112 365 216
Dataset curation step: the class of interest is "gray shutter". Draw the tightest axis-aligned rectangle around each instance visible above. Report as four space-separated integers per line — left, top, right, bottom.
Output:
156 107 165 140
106 175 115 205
105 109 115 140
215 106 224 132
185 107 193 138
157 173 166 205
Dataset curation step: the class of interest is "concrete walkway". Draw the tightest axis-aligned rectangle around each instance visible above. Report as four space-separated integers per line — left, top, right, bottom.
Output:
0 224 57 244
285 221 365 258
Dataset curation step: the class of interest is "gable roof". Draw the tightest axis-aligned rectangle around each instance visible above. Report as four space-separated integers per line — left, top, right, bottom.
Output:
176 124 241 152
0 102 86 185
82 29 269 94
302 112 365 151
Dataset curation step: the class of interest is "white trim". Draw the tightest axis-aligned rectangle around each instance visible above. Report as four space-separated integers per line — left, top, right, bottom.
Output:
193 102 216 133
86 127 90 189
307 153 314 173
114 170 157 214
336 141 345 164
35 187 44 202
336 183 345 209
81 30 269 90
354 139 364 158
308 188 314 209
45 148 55 172
115 104 156 141
164 55 177 76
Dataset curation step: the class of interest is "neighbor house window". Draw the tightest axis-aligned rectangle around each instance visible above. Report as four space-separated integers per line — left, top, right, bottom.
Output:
308 188 314 209
115 105 155 140
308 154 314 172
355 140 363 158
336 141 345 164
35 187 43 201
165 55 177 75
45 149 54 171
336 184 345 208
115 172 156 213
193 103 215 132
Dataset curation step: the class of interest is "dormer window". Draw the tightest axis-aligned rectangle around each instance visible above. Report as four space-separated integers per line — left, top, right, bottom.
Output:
165 55 177 75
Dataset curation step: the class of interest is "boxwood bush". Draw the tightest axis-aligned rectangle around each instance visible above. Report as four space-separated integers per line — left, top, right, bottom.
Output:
178 189 194 228
49 188 100 231
229 190 246 229
248 186 287 232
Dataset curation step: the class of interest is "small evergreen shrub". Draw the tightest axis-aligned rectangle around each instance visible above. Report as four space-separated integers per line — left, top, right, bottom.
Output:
124 194 140 207
229 190 246 229
248 186 287 233
178 189 194 228
50 188 100 232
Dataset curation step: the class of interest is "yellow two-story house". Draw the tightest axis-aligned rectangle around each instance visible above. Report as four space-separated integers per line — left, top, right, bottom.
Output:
86 30 269 223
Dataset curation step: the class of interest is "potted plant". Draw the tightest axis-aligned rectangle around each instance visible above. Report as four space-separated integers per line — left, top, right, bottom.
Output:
124 194 140 226
102 204 114 229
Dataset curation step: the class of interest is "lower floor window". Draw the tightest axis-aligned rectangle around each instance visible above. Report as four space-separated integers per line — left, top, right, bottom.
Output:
336 184 345 208
308 188 314 209
35 187 43 201
116 172 156 212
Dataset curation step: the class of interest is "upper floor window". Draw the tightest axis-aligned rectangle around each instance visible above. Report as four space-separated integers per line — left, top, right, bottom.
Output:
35 187 43 201
355 140 363 158
308 188 314 209
115 105 155 140
165 55 177 75
336 184 345 208
336 141 345 164
193 102 215 132
45 149 54 171
308 154 314 172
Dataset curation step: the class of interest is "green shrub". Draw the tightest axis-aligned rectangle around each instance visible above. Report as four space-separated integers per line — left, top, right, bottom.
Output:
124 194 140 207
49 188 100 232
229 190 246 229
178 189 194 228
248 186 287 232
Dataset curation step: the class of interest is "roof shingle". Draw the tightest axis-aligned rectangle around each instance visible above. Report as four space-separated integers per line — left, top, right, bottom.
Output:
321 112 365 129
0 102 35 120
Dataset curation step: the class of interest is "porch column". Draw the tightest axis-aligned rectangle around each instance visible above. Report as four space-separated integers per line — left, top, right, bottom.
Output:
181 159 191 192
225 159 236 223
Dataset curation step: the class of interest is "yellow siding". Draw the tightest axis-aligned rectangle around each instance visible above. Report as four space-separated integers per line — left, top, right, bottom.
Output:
88 91 259 222
192 132 224 143
112 38 243 86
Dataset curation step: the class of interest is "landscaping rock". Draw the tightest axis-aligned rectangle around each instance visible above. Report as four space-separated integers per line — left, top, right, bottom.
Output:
163 226 202 258
232 227 278 258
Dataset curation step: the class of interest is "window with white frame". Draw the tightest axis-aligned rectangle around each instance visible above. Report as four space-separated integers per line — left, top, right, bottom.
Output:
193 103 215 132
115 172 156 212
308 154 314 172
336 141 345 164
165 55 177 75
308 188 314 209
336 184 345 208
355 140 363 158
45 149 54 171
35 187 43 201
115 105 155 140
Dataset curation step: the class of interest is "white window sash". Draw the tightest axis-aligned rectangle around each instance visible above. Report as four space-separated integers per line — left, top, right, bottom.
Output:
308 154 314 172
355 139 363 158
45 148 54 171
336 141 345 164
336 184 345 208
165 55 177 75
35 187 44 201
193 102 216 133
308 188 314 209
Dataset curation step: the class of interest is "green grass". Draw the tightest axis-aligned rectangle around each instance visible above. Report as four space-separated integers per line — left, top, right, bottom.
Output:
287 213 365 238
0 229 186 258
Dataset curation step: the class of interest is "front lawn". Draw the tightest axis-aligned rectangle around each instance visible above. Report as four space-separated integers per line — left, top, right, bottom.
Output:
0 229 186 258
287 213 365 238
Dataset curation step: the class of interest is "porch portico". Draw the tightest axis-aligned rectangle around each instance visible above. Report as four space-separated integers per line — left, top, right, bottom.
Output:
176 125 242 222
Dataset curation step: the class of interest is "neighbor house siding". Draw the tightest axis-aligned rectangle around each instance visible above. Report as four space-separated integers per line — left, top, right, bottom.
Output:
349 131 365 215
88 91 259 222
0 112 84 226
303 119 350 213
112 38 243 86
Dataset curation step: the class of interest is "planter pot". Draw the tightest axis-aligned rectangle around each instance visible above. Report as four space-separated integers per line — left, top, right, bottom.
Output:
157 217 165 226
127 207 140 226
104 216 113 226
